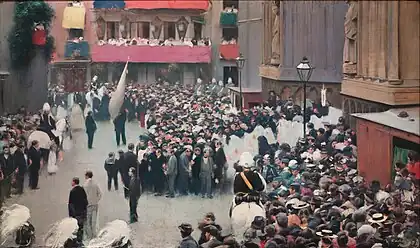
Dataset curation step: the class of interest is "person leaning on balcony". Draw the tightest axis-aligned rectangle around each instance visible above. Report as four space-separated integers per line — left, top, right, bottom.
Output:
407 151 420 183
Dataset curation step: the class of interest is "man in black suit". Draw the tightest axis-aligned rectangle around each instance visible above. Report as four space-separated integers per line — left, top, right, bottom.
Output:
13 143 27 194
0 146 15 199
213 141 227 191
68 177 88 242
113 110 127 146
27 140 42 190
124 144 140 192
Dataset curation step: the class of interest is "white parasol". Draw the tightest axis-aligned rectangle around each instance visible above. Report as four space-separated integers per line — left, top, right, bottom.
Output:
0 204 31 243
56 105 68 120
109 61 129 121
27 131 52 149
87 220 131 248
43 217 78 248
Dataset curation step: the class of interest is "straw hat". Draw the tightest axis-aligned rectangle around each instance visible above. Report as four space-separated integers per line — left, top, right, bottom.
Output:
368 213 388 224
316 229 337 238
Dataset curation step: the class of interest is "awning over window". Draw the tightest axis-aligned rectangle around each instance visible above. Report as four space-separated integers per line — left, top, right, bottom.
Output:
125 0 209 10
220 12 237 26
93 0 125 9
62 6 86 29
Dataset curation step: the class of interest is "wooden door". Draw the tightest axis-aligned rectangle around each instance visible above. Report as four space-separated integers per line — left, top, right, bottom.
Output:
357 119 392 186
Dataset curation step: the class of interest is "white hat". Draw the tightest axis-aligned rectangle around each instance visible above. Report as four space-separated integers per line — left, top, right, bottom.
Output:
239 152 254 168
288 159 298 168
42 103 51 112
211 78 217 83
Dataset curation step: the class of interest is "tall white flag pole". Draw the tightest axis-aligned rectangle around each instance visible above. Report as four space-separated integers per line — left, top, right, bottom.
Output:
109 58 129 121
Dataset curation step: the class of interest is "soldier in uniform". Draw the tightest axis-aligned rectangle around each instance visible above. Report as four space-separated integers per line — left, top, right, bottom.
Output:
39 103 60 147
230 152 266 217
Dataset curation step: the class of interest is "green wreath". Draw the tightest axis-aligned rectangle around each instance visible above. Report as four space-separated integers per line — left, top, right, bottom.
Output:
8 1 55 70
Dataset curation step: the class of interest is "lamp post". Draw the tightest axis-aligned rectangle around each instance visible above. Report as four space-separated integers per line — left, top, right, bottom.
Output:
235 53 245 111
296 56 314 139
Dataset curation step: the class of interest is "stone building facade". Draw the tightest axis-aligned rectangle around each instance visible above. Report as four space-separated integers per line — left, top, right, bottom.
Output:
259 1 348 108
340 1 420 126
0 1 49 113
238 0 263 89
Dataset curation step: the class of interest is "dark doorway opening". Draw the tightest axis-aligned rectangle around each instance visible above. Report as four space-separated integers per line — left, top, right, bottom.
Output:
223 0 239 9
222 27 238 42
223 66 238 86
392 136 420 178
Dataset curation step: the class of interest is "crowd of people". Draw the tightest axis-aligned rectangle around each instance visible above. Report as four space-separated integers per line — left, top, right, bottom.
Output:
49 79 418 247
5 78 418 248
0 106 57 208
97 37 212 47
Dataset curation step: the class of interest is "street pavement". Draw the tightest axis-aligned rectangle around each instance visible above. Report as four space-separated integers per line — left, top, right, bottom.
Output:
4 122 232 247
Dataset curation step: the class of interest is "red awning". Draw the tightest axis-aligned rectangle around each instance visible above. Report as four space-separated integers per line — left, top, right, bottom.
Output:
125 0 209 10
92 45 211 63
219 44 239 60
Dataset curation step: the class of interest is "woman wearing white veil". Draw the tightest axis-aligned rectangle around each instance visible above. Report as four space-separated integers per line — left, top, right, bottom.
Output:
70 95 85 132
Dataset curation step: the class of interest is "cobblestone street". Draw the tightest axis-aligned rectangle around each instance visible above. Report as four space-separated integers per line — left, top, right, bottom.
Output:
5 122 232 247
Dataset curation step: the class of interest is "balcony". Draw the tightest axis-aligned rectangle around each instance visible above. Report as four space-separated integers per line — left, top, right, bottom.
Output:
91 44 211 63
219 43 239 60
220 12 238 26
64 41 90 60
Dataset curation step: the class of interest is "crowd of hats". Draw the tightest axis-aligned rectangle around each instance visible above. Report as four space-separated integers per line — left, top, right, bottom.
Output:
0 107 40 149
136 83 279 154
47 80 419 247
111 82 420 248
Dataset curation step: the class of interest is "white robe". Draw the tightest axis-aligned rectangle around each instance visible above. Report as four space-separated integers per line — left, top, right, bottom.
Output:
70 104 85 131
47 150 58 174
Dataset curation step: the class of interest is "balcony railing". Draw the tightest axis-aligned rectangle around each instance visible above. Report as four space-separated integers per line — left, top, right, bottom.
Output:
64 41 90 59
92 44 211 63
220 12 238 26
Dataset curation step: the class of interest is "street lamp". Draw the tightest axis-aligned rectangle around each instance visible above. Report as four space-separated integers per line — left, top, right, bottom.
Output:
296 56 314 139
236 53 245 111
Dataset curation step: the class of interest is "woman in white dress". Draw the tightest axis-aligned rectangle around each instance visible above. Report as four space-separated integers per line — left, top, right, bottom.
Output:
70 103 85 131
47 143 58 174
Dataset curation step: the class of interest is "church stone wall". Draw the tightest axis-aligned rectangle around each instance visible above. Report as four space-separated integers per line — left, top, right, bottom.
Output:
0 2 49 113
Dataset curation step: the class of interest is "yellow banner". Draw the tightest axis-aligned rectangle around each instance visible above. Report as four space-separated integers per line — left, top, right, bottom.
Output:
62 6 86 29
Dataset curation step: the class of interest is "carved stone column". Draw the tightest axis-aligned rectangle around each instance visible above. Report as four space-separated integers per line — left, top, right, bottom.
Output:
263 2 273 65
376 1 387 79
387 1 400 84
367 1 377 79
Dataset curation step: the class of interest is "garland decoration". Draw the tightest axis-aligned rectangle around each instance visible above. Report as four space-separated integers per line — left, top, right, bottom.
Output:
8 1 55 70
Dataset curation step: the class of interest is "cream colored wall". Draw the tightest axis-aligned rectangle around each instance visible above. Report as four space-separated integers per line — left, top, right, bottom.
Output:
49 1 95 60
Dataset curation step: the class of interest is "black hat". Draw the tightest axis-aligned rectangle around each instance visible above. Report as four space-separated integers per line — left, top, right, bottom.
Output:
203 225 219 237
251 216 265 229
178 223 193 233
